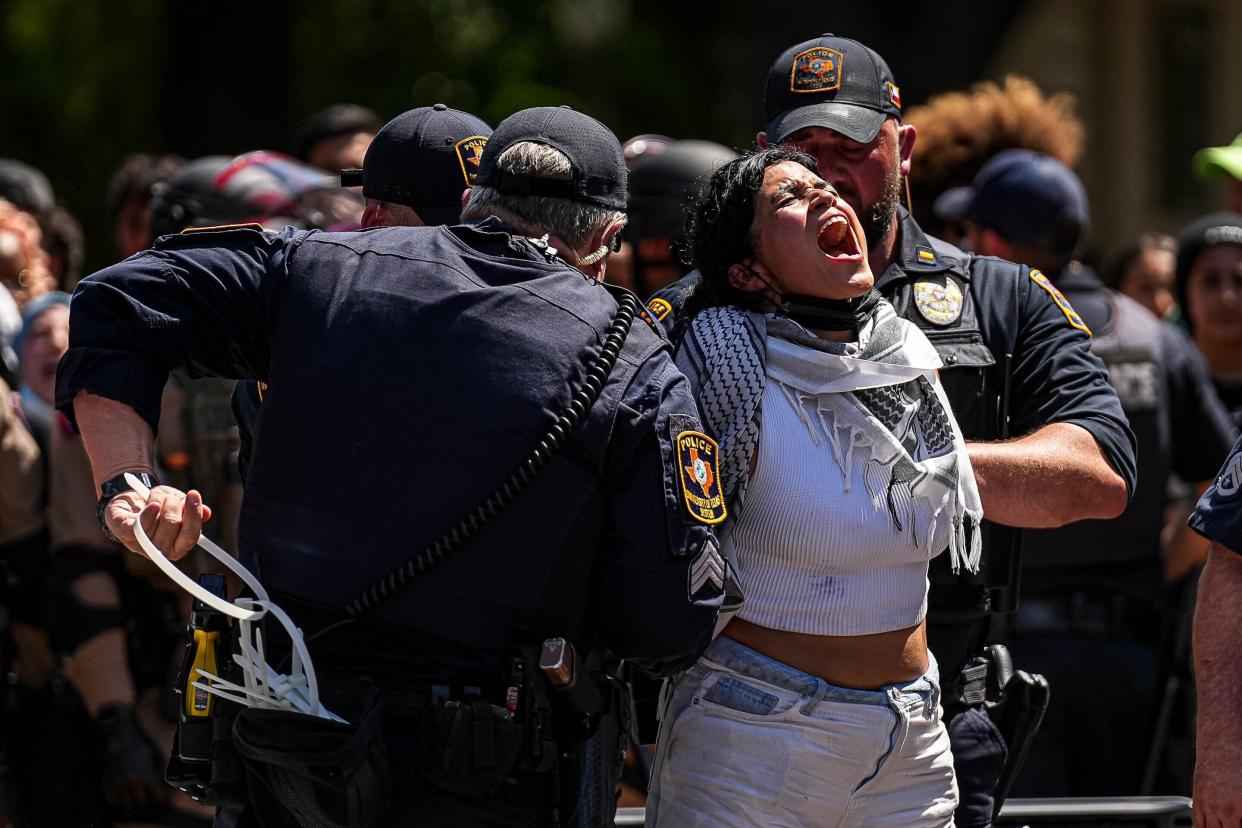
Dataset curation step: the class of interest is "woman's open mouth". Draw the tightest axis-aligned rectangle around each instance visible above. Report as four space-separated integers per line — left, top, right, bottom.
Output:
817 214 863 263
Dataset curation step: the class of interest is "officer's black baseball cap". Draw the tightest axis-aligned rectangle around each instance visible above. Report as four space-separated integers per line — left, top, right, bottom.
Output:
763 34 903 145
475 106 627 210
340 104 492 226
935 149 1090 257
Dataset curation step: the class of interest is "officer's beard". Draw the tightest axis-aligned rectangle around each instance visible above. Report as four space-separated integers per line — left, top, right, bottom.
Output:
857 165 904 257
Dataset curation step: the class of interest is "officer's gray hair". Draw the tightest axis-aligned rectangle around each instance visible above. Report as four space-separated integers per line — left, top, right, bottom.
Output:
461 141 625 248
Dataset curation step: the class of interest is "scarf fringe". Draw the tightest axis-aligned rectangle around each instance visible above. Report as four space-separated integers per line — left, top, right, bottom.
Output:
779 381 982 574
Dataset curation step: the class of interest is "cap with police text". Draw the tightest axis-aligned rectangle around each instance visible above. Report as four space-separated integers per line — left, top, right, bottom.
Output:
934 149 1090 257
475 106 627 210
763 34 902 145
340 104 493 226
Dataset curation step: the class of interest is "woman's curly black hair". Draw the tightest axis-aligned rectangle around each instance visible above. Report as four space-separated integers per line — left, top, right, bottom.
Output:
680 146 817 317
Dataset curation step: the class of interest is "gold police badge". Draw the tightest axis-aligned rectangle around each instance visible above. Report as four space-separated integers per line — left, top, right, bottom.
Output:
913 277 964 326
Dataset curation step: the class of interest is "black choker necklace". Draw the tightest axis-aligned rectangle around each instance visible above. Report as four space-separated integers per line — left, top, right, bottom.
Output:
778 289 879 331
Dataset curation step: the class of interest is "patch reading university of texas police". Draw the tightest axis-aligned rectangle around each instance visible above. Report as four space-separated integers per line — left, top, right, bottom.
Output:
913 277 963 326
1029 269 1092 336
790 47 843 93
676 429 727 525
454 135 488 188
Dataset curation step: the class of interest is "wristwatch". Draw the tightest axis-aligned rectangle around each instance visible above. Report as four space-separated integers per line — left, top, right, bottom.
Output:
96 471 158 543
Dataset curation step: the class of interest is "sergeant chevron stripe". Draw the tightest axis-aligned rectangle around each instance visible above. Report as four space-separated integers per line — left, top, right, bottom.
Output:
689 540 726 600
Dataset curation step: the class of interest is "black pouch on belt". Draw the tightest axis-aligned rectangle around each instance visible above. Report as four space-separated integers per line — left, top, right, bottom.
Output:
231 688 390 828
420 699 525 796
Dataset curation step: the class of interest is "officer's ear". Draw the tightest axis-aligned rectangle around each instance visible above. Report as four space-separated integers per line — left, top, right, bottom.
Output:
756 132 770 150
461 188 472 210
896 123 917 179
360 202 387 229
581 216 627 280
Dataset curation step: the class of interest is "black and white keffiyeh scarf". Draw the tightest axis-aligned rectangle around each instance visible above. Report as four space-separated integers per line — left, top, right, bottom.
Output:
676 299 982 575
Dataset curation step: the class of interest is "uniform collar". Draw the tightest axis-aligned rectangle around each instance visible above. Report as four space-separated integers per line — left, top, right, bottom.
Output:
874 207 970 291
453 216 571 265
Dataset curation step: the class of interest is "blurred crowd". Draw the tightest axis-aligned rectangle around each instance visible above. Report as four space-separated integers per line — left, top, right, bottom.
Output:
1 77 1241 826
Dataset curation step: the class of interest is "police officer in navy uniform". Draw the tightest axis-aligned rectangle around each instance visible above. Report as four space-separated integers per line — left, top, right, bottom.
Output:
232 104 494 481
938 150 1236 795
56 106 723 826
1186 435 1242 826
651 35 1136 826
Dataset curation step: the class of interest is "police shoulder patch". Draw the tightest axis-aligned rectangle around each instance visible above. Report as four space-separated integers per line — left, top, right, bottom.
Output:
790 47 843 94
455 135 489 188
676 430 727 525
647 297 672 323
913 276 963 326
1029 269 1092 337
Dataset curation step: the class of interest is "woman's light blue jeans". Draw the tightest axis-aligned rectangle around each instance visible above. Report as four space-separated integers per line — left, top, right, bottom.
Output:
646 635 958 827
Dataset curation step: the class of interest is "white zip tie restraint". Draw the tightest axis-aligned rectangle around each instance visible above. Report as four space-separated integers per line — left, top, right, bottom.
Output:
124 473 342 722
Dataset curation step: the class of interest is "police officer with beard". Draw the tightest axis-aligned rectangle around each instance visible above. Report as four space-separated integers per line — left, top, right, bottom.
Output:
938 150 1236 795
57 106 723 826
651 35 1137 826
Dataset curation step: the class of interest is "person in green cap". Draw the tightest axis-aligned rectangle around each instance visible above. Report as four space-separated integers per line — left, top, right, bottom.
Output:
1194 132 1242 214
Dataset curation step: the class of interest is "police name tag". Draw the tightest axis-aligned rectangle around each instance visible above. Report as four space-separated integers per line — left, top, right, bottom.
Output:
676 430 727 525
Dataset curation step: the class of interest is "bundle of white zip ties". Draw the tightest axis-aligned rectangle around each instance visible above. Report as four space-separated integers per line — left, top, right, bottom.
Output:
124 473 345 723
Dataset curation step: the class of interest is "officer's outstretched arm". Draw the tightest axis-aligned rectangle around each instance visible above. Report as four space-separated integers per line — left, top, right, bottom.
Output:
967 422 1126 527
1192 543 1242 828
595 358 721 678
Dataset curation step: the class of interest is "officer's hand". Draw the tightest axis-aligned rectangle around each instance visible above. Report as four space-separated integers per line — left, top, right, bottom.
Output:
1193 755 1242 827
105 486 212 560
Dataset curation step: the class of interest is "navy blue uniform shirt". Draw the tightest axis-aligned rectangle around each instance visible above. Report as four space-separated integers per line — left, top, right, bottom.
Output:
56 219 722 682
1189 435 1242 554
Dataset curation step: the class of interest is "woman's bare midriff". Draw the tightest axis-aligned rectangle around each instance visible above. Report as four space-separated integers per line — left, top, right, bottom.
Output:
722 616 929 690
